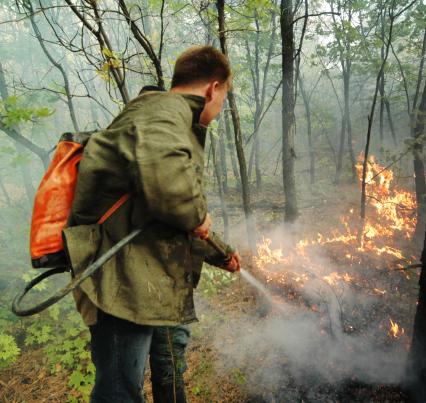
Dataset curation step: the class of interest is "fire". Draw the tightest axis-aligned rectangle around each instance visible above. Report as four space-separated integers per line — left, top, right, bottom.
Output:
373 288 386 295
251 155 416 339
389 319 405 339
323 272 352 286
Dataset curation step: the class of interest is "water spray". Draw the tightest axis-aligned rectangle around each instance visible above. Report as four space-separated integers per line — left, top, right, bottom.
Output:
205 236 286 313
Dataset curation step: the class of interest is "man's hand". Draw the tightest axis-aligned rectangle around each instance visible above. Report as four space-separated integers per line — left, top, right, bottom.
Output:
222 251 241 273
192 213 212 239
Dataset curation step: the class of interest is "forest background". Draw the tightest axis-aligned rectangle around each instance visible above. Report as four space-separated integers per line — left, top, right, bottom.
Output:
0 0 425 401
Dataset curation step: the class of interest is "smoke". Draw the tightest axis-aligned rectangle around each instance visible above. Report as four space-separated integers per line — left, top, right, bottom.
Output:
208 224 413 396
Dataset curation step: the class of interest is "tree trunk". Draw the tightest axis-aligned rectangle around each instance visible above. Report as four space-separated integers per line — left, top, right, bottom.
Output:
360 10 395 224
384 98 397 145
217 0 256 250
335 113 347 184
379 9 385 142
299 77 315 184
345 71 356 182
209 131 229 242
413 80 426 242
406 230 426 403
224 107 241 186
218 116 228 194
254 129 262 190
281 0 298 222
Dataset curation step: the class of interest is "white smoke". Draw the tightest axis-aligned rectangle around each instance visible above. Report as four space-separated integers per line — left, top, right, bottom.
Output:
206 224 414 397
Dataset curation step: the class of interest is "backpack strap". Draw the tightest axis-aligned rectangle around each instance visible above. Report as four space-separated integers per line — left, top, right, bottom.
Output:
98 193 132 224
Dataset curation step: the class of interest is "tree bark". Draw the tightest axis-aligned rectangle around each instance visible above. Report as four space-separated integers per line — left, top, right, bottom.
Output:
345 71 356 182
218 116 228 194
217 0 256 250
379 8 385 142
224 107 241 185
298 76 315 184
281 0 298 222
209 131 229 242
384 98 397 145
360 7 396 223
413 80 426 242
406 231 426 403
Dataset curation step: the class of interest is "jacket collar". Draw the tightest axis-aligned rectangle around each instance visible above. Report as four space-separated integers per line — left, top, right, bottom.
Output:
180 94 206 126
181 94 207 148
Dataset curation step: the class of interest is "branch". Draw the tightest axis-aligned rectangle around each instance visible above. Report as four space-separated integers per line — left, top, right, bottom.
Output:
0 120 49 167
292 11 340 25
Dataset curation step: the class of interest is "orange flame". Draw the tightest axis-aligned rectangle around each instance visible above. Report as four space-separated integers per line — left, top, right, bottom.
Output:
251 156 416 338
389 319 405 339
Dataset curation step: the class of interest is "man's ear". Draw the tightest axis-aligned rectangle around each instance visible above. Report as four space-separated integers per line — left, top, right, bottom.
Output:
205 82 215 102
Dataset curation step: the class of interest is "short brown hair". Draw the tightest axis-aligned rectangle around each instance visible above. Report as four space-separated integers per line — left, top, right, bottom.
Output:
171 46 231 88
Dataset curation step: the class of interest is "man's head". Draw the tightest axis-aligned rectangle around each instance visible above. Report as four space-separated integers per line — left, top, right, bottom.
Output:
170 46 232 126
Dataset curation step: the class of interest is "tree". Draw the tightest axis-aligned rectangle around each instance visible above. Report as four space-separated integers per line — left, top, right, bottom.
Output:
280 0 298 222
217 0 256 250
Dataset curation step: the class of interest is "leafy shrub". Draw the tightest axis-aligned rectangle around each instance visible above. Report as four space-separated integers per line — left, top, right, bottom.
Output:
0 333 20 368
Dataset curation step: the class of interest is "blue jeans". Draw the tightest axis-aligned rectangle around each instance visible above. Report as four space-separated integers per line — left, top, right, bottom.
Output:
150 326 189 403
89 311 189 403
89 310 153 403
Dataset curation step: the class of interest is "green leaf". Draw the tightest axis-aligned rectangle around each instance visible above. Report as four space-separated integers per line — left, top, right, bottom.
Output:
0 333 20 368
68 369 85 389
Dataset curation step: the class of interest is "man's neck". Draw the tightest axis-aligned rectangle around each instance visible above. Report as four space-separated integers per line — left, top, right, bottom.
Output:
170 85 207 98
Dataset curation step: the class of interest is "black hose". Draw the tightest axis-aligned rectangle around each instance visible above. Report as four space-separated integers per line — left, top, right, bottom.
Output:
12 229 142 317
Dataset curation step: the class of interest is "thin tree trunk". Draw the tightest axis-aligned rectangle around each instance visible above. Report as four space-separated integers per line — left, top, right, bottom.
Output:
248 138 256 180
360 7 396 223
379 9 385 141
345 72 356 182
281 0 298 222
299 76 315 184
218 116 228 194
384 98 397 145
254 130 262 190
209 131 229 242
335 113 347 183
224 107 241 185
406 230 426 403
217 0 256 250
413 80 426 242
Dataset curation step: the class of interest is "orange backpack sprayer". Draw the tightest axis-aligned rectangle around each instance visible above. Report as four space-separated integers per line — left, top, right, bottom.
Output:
30 132 92 269
12 131 134 316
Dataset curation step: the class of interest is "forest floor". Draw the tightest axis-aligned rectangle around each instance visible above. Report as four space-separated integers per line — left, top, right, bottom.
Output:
0 177 422 402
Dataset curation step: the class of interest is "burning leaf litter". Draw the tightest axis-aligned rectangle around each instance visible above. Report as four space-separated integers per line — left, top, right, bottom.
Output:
249 156 417 340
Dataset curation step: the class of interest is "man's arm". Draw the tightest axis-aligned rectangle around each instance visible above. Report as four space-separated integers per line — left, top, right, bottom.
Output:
193 232 241 272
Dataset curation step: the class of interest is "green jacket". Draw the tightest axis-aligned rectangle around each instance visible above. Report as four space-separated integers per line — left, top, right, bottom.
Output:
64 92 231 326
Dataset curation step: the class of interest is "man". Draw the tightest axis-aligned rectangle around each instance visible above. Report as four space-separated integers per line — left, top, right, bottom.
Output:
67 46 241 402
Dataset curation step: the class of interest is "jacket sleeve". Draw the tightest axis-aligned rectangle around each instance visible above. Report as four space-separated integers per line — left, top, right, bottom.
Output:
192 232 235 268
133 103 207 232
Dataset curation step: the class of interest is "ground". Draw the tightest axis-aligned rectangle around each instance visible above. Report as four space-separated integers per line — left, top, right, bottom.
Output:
0 177 422 402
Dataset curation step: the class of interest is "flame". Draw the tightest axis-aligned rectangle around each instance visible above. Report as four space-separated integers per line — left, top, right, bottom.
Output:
373 288 386 295
389 319 405 339
251 155 416 339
